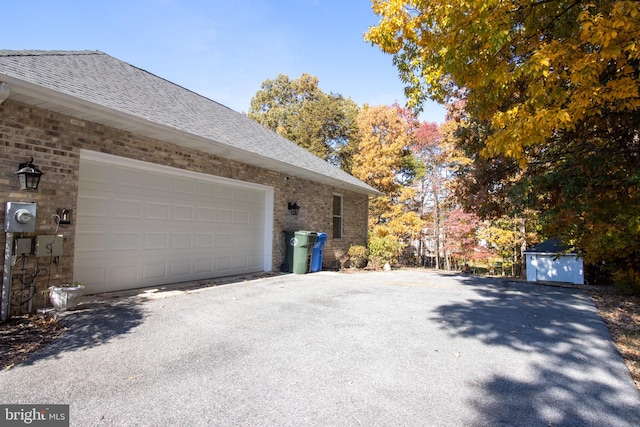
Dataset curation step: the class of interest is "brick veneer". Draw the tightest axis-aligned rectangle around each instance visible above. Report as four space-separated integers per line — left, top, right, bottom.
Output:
0 100 369 313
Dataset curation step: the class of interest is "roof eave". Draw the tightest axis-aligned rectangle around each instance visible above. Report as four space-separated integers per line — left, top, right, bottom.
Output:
1 74 382 197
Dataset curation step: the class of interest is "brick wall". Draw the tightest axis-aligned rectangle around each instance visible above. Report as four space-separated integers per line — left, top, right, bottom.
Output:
0 100 369 313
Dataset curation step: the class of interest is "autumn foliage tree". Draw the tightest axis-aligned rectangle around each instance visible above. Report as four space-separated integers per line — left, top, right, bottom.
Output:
352 104 422 265
367 0 640 289
443 208 489 269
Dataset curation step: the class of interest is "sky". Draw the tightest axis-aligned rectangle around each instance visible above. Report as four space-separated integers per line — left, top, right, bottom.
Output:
1 0 446 123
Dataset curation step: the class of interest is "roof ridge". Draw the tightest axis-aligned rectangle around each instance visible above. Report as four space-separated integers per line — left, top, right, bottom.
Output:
0 50 102 57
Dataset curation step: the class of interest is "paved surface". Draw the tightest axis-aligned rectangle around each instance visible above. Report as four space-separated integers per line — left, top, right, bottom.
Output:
2 270 639 426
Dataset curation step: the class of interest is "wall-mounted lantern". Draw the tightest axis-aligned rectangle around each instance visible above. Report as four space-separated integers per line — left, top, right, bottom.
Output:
15 158 43 190
57 208 72 225
288 202 300 216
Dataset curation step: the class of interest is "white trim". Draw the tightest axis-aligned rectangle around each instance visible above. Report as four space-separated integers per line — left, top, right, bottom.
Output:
80 150 271 191
332 193 343 239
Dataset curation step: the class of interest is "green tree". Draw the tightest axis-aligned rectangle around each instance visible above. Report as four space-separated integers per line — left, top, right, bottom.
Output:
248 73 359 170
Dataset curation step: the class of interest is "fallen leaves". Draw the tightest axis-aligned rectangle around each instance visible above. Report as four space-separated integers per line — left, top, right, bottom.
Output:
589 290 640 391
0 314 68 370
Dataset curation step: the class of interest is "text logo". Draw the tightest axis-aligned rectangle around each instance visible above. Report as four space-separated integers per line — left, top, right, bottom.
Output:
1 405 69 426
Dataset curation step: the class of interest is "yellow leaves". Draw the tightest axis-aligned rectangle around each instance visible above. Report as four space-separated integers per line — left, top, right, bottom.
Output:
367 0 640 162
353 104 416 194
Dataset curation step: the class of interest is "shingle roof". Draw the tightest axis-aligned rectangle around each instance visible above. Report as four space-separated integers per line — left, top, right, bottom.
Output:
525 239 576 254
0 50 380 195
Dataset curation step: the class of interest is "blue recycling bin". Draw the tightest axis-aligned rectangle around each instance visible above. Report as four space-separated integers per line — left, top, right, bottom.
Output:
310 232 327 272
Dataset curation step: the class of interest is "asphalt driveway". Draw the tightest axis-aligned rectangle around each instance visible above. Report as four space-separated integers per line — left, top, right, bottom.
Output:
2 270 639 426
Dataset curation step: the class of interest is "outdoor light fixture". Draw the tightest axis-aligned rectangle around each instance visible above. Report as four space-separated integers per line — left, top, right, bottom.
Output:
15 158 43 190
57 208 72 225
288 202 300 216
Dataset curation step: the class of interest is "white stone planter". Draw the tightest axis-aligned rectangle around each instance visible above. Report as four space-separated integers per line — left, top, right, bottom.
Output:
49 285 85 311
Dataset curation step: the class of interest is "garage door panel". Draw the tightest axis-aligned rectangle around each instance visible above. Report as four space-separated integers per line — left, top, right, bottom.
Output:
113 199 143 220
172 204 195 221
217 185 234 200
142 262 168 281
77 196 110 218
147 173 173 192
146 202 171 220
171 233 192 249
111 232 140 251
111 264 139 285
194 257 215 274
195 233 214 248
170 259 192 277
75 153 270 294
143 233 169 250
196 207 215 222
115 168 144 188
217 209 234 223
74 266 106 290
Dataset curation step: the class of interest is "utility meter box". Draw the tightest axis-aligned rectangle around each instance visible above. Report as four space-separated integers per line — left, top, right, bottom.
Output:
4 202 37 233
15 238 33 256
35 235 64 257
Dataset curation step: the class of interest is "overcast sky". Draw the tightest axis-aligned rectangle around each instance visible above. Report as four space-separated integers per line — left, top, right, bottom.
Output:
1 0 446 123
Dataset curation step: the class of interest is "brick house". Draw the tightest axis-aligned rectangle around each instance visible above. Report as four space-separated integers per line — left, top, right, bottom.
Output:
0 50 380 313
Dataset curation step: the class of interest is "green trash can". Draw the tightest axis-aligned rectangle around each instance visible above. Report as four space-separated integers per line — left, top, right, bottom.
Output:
292 231 317 274
282 230 295 273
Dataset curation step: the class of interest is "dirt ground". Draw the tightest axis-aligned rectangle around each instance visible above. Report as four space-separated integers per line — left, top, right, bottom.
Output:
588 290 640 391
1 285 638 393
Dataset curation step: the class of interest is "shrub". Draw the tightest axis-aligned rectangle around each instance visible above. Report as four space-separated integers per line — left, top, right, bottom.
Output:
613 269 640 296
333 248 349 270
348 245 369 268
368 237 402 269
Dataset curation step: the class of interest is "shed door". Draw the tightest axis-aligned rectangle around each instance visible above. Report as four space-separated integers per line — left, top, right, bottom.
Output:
74 151 272 294
535 256 574 283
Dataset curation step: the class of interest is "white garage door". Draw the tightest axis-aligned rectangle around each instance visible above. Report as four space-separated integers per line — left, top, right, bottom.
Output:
74 151 273 294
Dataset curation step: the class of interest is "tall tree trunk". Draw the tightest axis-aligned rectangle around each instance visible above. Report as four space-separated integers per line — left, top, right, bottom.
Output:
512 221 517 277
520 217 527 278
434 183 441 269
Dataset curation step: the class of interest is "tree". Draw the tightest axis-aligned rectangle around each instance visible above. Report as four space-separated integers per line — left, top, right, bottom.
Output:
248 73 359 169
365 0 640 160
367 0 640 288
352 104 418 194
442 208 488 270
411 121 447 268
353 104 422 264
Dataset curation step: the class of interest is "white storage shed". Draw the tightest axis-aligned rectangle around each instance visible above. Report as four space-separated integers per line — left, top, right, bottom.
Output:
524 239 584 285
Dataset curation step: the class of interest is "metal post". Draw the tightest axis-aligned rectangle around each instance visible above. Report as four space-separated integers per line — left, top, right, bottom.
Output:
2 232 14 321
